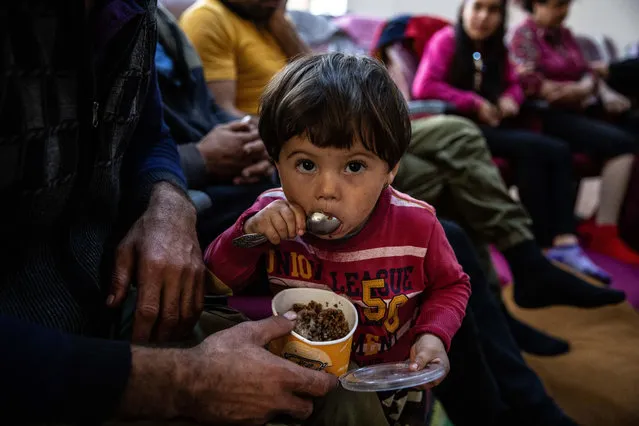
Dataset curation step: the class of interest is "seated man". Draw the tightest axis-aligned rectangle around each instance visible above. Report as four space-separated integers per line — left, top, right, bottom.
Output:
0 1 335 424
157 4 277 246
180 0 310 117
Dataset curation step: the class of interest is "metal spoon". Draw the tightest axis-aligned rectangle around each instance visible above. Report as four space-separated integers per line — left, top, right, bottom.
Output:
232 211 341 248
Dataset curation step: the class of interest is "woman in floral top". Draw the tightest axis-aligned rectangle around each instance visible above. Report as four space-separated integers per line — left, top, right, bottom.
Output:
511 0 639 265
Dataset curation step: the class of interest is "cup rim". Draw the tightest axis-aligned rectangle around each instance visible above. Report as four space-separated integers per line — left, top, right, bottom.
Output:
272 288 359 346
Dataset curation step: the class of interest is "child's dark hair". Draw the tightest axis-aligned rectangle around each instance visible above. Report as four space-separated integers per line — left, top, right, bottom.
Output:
258 53 411 169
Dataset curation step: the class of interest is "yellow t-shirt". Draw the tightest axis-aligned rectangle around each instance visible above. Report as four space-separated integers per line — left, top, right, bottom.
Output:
179 0 288 115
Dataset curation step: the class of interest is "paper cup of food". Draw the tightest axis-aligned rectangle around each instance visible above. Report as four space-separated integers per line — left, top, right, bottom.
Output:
270 288 358 376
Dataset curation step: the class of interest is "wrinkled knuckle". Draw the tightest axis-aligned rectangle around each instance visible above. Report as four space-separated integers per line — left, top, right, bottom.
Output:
169 255 190 271
194 263 206 277
139 304 159 320
180 307 193 321
163 314 180 327
267 231 281 245
115 243 130 258
275 224 288 236
195 292 205 309
317 376 333 395
145 252 167 269
112 269 128 284
237 320 256 336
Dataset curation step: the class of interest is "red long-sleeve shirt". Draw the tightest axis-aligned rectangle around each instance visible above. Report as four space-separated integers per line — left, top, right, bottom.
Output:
205 187 471 366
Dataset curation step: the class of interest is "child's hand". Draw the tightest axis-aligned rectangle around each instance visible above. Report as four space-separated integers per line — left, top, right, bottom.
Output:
243 200 306 245
409 333 450 390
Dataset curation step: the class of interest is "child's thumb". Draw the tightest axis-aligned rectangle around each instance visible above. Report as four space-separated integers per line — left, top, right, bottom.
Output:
410 353 439 371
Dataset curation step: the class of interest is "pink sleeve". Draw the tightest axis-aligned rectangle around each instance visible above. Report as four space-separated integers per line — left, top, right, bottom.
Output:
411 219 471 351
411 27 484 114
509 25 544 96
204 196 275 291
563 28 594 78
503 57 525 105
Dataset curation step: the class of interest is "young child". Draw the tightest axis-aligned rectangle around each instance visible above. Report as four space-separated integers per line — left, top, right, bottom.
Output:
205 53 470 397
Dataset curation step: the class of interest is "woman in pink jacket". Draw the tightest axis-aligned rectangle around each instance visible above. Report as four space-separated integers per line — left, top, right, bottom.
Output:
412 0 609 282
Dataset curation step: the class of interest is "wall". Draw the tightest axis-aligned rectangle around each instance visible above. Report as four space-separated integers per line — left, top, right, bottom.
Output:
346 0 639 52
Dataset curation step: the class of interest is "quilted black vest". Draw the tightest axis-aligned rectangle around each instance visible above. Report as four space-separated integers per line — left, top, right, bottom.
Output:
0 0 156 335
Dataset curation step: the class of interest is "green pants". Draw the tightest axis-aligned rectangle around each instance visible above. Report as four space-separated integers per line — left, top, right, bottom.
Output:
394 115 533 298
395 115 533 251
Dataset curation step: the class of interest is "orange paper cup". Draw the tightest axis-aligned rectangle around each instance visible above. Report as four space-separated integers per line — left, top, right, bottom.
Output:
270 288 358 377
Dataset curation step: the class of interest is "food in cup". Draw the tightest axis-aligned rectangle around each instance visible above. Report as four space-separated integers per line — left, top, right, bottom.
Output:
270 288 359 376
292 301 350 342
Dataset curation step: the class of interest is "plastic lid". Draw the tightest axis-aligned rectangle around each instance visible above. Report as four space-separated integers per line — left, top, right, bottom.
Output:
339 362 446 392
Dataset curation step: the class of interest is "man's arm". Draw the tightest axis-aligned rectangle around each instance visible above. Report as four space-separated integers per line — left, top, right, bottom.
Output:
118 315 338 424
206 80 250 118
0 314 337 424
268 9 311 59
120 58 189 217
0 315 131 423
180 6 246 117
177 143 209 188
111 61 205 343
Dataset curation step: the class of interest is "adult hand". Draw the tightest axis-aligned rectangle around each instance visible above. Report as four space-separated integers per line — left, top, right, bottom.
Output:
590 60 610 80
514 61 535 76
543 82 578 105
497 96 520 119
231 137 274 185
197 120 261 180
477 100 501 127
108 182 205 343
409 333 450 391
181 314 337 424
546 77 596 107
234 159 276 185
601 88 631 115
539 80 563 103
120 314 339 424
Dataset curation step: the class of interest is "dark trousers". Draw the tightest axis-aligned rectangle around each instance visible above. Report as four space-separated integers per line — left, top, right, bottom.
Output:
608 58 639 99
542 107 639 159
436 220 564 426
480 125 576 247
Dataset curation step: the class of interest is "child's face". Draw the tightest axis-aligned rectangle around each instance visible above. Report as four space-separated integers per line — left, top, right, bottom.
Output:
276 135 399 240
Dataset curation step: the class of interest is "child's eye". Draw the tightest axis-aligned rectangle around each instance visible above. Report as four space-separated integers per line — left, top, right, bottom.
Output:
296 159 316 173
345 161 366 174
